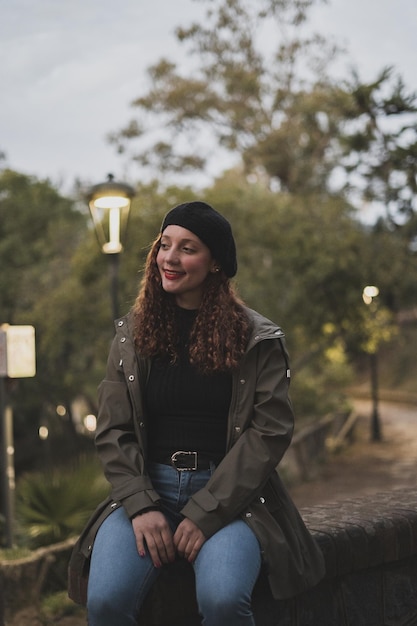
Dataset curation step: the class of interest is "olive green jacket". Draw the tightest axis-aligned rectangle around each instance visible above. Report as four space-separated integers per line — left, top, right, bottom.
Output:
90 307 325 599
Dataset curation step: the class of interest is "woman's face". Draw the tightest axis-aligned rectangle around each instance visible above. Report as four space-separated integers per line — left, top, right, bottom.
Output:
157 225 216 309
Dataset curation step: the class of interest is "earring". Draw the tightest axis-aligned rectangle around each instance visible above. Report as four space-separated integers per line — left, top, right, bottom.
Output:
212 267 220 273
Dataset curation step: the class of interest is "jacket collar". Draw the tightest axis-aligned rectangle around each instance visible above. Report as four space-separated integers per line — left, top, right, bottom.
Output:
115 307 285 352
243 307 285 351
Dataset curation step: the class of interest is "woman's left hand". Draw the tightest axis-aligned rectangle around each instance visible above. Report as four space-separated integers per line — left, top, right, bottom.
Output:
173 518 206 563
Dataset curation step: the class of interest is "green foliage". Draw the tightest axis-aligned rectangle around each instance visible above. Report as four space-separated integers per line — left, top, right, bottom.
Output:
109 0 417 237
205 172 367 333
0 169 86 324
110 0 345 194
40 591 87 623
360 303 398 355
184 171 416 417
0 545 32 560
0 169 94 471
340 69 417 226
290 337 355 418
16 456 109 548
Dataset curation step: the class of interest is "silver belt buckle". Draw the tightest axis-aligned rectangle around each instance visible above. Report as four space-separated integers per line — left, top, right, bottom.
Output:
171 451 197 471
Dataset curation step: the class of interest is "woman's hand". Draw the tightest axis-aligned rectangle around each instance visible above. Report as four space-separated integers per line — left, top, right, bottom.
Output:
174 518 206 563
132 510 175 568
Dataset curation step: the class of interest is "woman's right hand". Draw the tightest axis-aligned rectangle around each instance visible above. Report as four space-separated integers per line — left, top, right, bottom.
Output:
132 510 176 568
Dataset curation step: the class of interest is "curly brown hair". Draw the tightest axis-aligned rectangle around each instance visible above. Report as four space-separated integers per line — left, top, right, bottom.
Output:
133 235 251 373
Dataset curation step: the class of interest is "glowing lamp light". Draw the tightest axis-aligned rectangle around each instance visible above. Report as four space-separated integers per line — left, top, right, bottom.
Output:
84 414 97 433
88 174 135 255
39 426 49 440
362 285 379 305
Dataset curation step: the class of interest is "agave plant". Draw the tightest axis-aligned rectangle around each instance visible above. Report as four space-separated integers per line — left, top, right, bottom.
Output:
16 455 109 548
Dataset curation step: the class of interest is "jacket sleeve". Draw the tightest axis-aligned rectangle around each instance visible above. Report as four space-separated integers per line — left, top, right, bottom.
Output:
95 335 160 518
181 336 294 538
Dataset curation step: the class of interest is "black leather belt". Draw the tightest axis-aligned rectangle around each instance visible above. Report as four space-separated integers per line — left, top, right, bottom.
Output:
153 451 213 471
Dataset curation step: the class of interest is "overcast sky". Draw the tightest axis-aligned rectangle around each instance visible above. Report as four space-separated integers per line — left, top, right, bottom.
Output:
1 0 416 194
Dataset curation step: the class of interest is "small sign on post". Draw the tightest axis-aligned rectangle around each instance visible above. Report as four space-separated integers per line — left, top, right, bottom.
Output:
0 324 36 548
0 324 36 378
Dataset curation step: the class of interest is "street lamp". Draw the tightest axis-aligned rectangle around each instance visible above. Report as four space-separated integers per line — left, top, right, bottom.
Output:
362 285 379 305
362 285 382 441
88 174 135 321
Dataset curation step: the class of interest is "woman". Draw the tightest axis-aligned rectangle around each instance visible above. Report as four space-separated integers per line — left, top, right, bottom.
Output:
84 201 325 625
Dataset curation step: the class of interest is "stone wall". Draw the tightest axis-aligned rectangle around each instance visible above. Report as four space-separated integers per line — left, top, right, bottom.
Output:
2 418 417 626
1 491 417 625
264 488 417 625
138 488 417 625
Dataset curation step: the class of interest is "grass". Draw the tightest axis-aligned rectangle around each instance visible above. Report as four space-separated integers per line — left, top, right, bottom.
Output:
40 591 87 622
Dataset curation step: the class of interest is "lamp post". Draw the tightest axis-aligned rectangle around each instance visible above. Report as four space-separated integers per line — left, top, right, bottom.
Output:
362 285 382 442
0 325 36 547
88 174 135 321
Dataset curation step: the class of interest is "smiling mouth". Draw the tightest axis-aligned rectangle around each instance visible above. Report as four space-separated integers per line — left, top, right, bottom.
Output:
163 269 185 280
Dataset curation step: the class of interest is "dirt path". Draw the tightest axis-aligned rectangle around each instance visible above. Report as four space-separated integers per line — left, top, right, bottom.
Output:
289 398 417 508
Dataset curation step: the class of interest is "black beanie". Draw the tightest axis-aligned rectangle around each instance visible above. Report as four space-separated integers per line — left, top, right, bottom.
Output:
161 201 237 277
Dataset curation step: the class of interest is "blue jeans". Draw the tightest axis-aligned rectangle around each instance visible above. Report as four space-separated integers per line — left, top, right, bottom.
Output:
87 462 262 626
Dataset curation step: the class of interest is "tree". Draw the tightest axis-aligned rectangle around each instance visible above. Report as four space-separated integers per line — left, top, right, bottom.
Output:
109 0 417 230
338 68 417 231
0 169 89 470
0 169 86 324
108 0 345 194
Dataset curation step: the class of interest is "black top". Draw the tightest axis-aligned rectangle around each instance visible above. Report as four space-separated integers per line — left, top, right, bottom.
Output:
145 307 232 464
